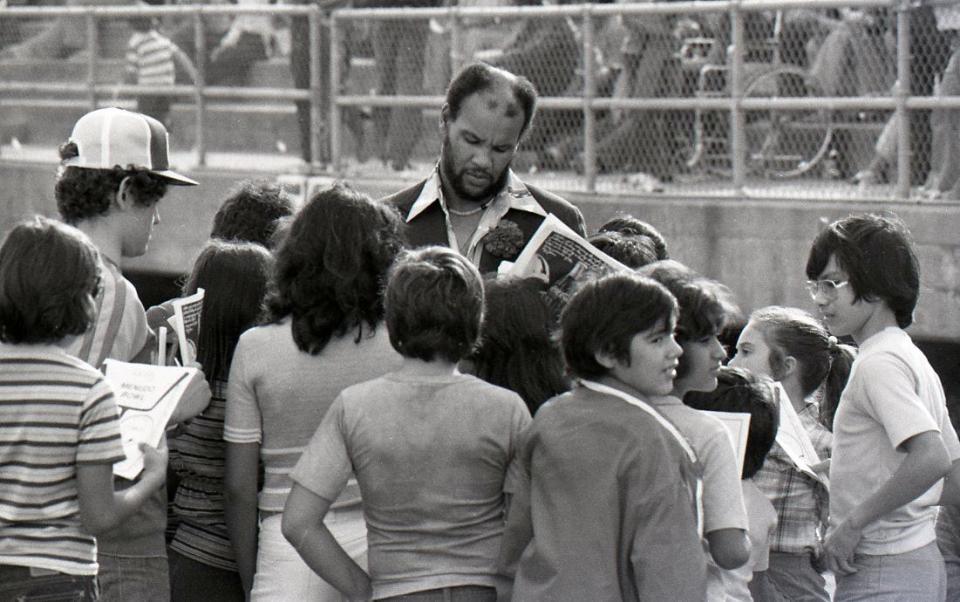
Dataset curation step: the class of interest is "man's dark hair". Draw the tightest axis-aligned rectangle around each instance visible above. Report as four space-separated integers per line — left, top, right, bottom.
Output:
684 366 779 479
386 246 484 363
0 216 100 343
263 182 405 355
55 141 168 224
444 62 538 139
210 179 295 249
561 272 677 379
805 212 920 328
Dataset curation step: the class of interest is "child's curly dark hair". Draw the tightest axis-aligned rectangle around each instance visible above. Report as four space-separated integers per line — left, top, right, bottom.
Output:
55 141 168 224
263 182 406 355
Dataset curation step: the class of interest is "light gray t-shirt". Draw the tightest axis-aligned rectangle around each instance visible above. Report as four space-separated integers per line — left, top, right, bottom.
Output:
290 371 531 599
224 320 402 514
831 327 960 555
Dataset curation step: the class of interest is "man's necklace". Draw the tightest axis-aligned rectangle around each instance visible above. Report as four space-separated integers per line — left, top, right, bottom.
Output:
447 199 492 217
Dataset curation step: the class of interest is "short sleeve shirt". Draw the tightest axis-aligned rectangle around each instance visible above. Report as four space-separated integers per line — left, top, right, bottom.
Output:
649 396 750 534
0 344 124 575
291 371 530 599
830 327 960 555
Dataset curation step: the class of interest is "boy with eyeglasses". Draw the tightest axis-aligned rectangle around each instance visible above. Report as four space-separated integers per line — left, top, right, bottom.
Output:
805 212 960 601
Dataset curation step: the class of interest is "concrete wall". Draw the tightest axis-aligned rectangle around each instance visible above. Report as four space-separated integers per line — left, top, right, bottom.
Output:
4 160 960 342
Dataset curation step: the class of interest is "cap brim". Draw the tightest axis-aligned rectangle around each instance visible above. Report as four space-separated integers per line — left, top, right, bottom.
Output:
153 169 199 186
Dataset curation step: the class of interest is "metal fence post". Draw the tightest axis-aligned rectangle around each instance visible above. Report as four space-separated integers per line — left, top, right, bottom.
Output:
330 9 342 173
86 10 97 110
309 6 322 171
895 0 911 200
581 5 596 194
194 9 206 167
449 5 463 76
729 0 745 192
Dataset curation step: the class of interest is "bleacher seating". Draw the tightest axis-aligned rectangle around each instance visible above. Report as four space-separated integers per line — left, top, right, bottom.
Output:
0 54 439 159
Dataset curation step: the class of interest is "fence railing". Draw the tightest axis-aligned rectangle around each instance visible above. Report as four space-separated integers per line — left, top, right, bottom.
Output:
2 0 959 201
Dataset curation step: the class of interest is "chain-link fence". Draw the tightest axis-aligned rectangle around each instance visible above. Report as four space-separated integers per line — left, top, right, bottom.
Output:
3 1 960 201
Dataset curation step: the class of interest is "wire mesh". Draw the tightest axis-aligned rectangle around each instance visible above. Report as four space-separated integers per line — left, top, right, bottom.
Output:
3 1 960 201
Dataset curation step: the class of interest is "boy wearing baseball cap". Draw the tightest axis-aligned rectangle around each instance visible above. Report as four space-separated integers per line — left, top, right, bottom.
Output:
55 107 205 602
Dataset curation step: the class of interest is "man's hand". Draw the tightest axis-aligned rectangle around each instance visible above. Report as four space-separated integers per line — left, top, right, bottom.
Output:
823 518 861 575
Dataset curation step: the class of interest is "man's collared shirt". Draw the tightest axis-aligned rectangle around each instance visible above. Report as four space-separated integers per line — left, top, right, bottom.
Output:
404 166 547 267
753 397 832 555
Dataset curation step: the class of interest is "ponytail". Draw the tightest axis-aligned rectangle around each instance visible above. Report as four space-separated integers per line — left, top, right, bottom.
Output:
819 342 857 431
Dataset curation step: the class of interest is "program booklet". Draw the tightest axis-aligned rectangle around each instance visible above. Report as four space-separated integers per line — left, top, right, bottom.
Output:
169 289 204 366
103 359 202 479
702 410 752 479
507 214 630 314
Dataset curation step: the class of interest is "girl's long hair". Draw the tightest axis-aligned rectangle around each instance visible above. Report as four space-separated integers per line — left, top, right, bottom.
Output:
183 240 273 382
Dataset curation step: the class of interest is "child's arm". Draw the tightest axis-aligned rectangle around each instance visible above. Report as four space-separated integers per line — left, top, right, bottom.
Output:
282 484 372 600
706 527 750 570
224 441 260 597
76 440 167 535
166 368 211 426
825 430 950 575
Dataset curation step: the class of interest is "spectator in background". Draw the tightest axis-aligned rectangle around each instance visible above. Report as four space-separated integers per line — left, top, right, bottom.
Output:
358 0 443 171
922 3 960 199
124 9 197 127
0 0 134 60
487 0 579 169
286 0 355 165
169 0 274 87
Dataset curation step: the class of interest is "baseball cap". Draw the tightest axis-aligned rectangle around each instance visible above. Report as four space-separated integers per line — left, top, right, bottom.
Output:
62 107 198 186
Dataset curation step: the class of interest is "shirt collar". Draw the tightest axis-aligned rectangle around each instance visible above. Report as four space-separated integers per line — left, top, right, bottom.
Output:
404 165 548 223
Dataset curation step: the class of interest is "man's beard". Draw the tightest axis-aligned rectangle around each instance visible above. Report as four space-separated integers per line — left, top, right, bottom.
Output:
440 141 511 205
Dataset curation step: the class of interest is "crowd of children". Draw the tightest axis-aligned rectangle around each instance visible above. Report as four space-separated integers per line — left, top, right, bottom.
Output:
2 104 960 602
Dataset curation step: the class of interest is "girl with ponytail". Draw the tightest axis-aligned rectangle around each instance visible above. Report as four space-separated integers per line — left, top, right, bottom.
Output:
729 306 856 601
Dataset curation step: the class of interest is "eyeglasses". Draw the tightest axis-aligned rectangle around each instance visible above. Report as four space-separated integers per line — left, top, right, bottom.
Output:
805 279 849 300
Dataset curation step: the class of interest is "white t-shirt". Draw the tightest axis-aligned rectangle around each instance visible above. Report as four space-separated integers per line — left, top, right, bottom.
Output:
830 327 960 555
720 479 778 601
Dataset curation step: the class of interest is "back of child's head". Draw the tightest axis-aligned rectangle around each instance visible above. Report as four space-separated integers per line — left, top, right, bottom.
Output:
386 246 484 363
210 179 295 249
129 0 163 32
684 366 779 479
597 214 669 260
806 212 919 328
746 305 856 430
263 182 405 355
470 276 569 414
561 272 677 380
588 231 659 269
0 216 100 344
639 260 737 377
183 240 273 382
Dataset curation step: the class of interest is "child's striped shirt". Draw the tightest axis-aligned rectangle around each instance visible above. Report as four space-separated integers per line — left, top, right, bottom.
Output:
0 345 125 575
125 30 176 87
